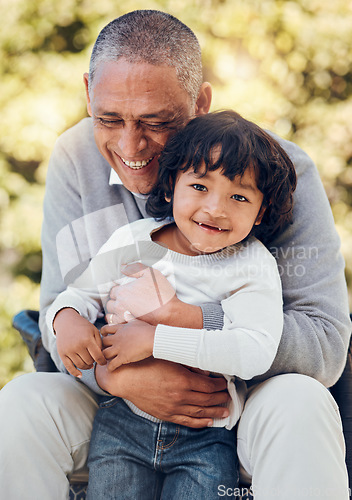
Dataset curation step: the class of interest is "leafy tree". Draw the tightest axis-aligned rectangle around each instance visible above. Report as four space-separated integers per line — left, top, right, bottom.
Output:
1 0 351 387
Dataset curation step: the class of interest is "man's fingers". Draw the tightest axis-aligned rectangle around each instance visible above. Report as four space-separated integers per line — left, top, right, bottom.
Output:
181 403 229 420
182 387 230 408
121 262 148 278
109 284 120 300
170 415 213 429
188 372 229 394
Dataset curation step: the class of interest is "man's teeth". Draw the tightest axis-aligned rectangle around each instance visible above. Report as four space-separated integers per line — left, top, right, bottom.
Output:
121 157 153 169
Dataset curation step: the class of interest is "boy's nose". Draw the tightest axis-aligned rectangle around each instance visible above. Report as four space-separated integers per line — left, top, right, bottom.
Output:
203 194 227 217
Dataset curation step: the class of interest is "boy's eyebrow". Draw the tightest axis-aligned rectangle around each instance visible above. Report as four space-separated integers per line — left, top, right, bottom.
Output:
186 170 258 192
237 181 257 193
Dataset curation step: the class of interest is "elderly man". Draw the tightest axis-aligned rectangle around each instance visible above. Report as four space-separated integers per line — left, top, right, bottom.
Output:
0 9 350 500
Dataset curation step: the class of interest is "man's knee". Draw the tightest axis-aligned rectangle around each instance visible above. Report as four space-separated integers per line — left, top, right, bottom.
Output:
243 374 341 428
0 372 98 426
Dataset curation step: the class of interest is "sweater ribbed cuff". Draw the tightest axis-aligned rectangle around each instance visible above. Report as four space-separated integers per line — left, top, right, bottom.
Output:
201 303 224 330
79 367 110 396
153 324 201 366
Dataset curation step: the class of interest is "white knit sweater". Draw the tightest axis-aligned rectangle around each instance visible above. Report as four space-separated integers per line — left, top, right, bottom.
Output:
47 218 283 428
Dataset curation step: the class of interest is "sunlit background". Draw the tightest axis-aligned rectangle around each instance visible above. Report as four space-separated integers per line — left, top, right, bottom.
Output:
1 0 352 388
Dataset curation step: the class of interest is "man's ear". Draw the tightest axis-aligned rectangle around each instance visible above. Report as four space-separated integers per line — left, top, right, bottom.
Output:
255 205 267 226
194 82 212 116
83 73 92 117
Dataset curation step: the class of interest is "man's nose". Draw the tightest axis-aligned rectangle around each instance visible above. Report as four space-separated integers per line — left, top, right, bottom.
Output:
117 124 147 157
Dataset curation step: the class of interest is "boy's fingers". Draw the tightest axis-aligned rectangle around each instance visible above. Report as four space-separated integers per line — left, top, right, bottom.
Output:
94 329 103 349
107 356 123 372
63 357 82 378
88 344 107 366
102 346 116 360
101 324 119 336
74 351 94 368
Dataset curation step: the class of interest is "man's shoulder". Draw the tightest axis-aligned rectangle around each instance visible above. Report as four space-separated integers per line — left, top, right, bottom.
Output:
51 117 107 173
266 130 315 175
55 117 96 155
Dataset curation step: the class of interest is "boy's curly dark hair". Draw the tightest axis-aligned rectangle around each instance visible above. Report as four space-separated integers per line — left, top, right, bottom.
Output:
146 110 297 244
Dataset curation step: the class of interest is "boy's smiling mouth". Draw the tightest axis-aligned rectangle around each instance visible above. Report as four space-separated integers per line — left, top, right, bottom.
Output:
194 221 228 232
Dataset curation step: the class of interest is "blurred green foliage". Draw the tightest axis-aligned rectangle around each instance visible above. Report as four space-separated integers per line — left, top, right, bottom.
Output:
1 0 352 388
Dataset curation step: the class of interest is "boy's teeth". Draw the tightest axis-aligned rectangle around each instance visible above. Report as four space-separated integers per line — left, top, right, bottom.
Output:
121 157 153 169
198 222 223 231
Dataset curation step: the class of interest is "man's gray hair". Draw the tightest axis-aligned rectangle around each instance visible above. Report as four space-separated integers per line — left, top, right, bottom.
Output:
89 10 203 104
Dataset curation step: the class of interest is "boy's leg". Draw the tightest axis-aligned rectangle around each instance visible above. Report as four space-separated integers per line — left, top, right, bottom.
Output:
237 374 349 500
159 424 238 500
87 398 164 500
0 372 98 500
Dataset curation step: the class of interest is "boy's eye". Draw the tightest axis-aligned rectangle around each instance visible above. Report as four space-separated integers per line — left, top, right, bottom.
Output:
191 184 207 192
232 194 247 202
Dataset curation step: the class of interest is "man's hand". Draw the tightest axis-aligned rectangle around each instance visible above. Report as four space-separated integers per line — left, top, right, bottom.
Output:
96 358 230 428
101 319 156 371
105 263 203 328
105 262 175 324
54 308 106 377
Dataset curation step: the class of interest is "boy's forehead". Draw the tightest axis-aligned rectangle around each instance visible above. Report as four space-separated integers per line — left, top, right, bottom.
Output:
185 164 259 192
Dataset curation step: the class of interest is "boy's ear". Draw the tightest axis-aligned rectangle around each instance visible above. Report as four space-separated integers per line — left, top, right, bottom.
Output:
254 205 267 226
165 195 171 203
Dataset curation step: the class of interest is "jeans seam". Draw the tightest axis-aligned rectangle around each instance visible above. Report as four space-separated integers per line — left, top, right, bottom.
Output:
159 425 180 450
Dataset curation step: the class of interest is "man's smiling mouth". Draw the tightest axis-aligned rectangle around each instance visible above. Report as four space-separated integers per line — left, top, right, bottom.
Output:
121 157 153 170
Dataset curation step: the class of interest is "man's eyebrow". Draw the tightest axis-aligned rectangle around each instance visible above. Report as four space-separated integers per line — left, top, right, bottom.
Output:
139 110 180 120
95 110 177 120
96 111 122 117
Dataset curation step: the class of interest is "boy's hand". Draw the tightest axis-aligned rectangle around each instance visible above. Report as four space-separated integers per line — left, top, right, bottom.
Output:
101 319 156 371
54 308 106 377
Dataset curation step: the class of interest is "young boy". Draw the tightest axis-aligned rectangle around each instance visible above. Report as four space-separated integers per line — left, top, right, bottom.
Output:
47 110 296 499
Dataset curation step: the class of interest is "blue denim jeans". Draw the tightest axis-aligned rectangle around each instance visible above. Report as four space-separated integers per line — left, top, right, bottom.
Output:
87 397 239 500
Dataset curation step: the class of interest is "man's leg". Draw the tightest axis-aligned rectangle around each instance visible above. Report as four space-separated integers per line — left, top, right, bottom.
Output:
0 372 98 500
237 374 349 500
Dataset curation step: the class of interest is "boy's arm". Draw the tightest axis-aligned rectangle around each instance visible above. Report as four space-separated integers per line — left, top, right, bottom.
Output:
100 244 283 378
53 308 105 377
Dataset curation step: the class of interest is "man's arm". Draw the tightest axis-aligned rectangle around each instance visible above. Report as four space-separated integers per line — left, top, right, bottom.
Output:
104 137 351 389
95 358 230 428
254 136 351 387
